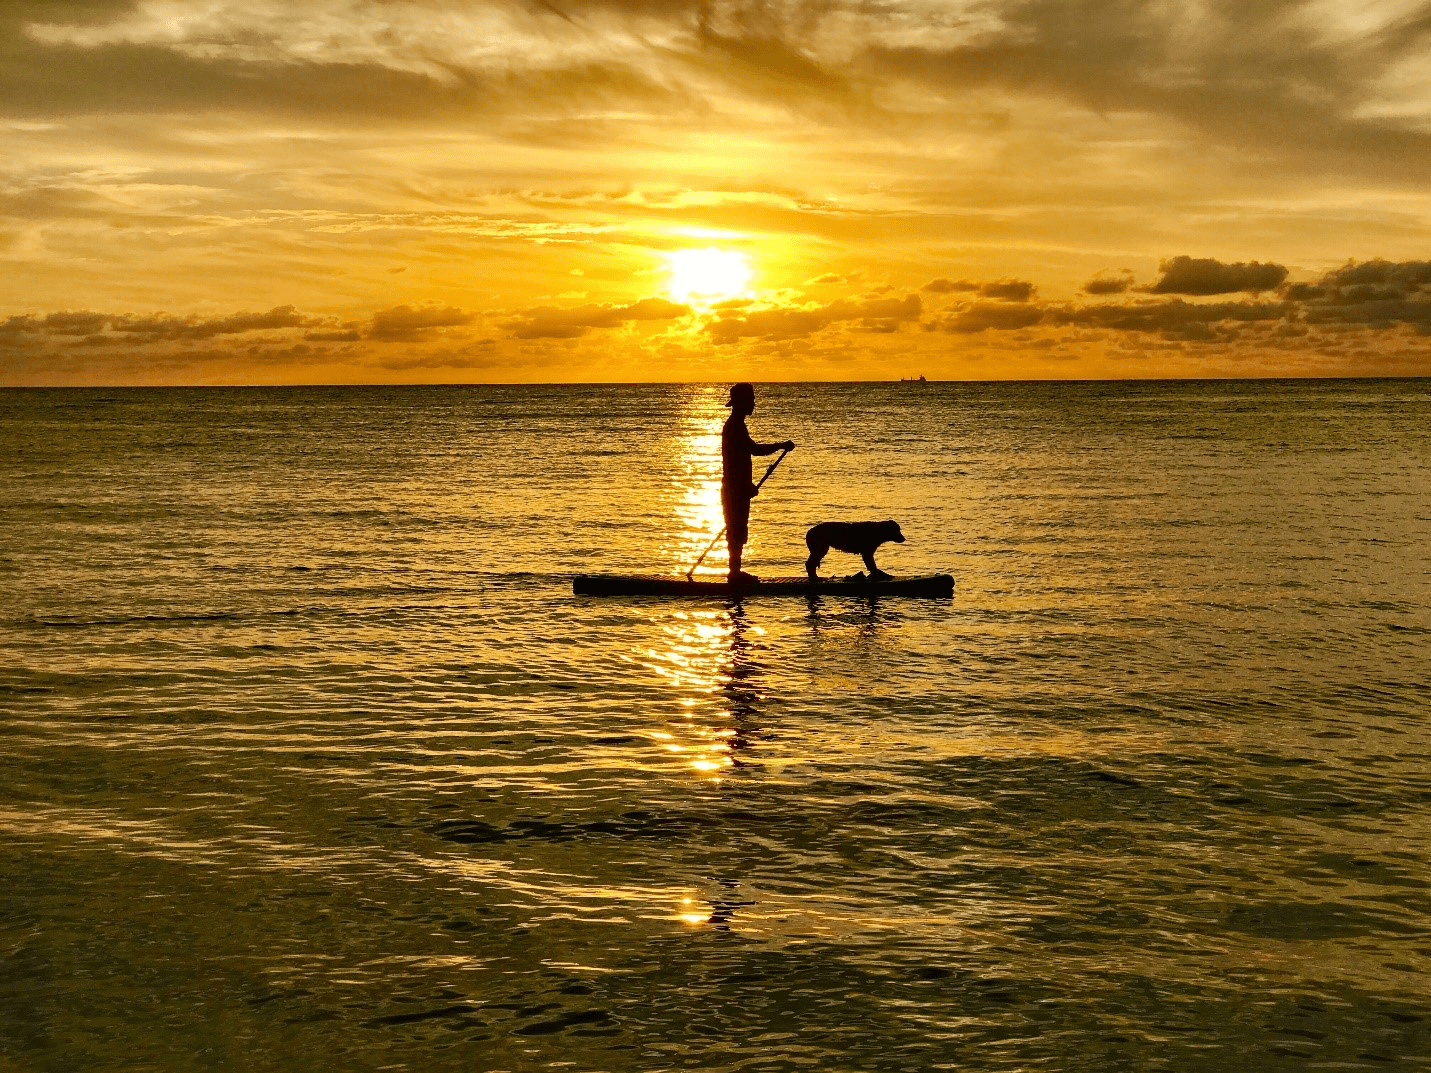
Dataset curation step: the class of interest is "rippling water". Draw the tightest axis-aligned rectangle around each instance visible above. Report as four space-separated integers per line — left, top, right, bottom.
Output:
2 380 1429 1072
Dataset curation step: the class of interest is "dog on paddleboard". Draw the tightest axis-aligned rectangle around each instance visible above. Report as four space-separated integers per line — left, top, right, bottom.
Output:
805 520 905 581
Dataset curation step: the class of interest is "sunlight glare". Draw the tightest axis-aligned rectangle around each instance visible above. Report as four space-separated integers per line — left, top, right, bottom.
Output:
668 248 751 305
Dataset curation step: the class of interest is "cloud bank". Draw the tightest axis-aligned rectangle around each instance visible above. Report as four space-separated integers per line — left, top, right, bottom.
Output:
3 2 1431 382
4 257 1429 385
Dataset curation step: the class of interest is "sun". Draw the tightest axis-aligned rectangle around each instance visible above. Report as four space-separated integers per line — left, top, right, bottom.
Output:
667 248 751 305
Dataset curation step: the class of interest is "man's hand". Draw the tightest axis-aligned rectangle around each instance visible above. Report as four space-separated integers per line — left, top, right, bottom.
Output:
782 440 795 452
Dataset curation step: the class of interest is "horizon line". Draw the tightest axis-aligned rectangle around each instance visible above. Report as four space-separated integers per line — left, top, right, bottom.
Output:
3 373 1429 391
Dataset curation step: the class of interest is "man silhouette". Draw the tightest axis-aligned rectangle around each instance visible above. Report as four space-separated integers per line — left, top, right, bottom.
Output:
721 382 794 584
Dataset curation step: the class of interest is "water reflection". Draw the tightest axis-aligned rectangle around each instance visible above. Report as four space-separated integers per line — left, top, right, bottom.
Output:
677 604 766 932
662 389 726 576
717 604 764 767
647 603 769 781
805 593 891 643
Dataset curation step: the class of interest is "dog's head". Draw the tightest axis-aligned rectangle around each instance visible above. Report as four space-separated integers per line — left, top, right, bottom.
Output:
882 520 906 543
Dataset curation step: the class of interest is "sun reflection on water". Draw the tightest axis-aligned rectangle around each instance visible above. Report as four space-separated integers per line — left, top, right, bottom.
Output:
663 397 726 576
632 604 768 783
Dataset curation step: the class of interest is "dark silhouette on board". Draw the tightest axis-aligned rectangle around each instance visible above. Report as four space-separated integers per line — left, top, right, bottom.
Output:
805 520 906 581
721 382 794 584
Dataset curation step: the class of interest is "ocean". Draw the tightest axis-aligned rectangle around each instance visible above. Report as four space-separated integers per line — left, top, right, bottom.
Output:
1 379 1428 1072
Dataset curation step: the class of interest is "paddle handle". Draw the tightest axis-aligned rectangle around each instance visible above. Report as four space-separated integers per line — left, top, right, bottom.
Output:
686 447 791 580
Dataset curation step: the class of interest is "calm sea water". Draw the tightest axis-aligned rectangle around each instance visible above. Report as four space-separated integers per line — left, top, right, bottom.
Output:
2 380 1429 1072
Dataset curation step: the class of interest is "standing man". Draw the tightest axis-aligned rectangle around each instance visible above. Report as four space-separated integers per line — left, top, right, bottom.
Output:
722 382 794 584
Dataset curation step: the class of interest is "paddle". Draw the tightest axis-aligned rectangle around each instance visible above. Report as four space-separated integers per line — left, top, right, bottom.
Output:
686 446 792 580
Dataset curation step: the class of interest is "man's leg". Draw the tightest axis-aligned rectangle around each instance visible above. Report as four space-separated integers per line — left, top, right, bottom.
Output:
727 534 744 575
724 499 753 581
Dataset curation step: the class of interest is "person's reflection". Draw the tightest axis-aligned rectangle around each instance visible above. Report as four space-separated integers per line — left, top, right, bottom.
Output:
717 601 763 765
705 876 753 931
704 603 764 932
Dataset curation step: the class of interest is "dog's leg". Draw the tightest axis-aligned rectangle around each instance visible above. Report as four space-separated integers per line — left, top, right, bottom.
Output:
805 536 827 580
862 549 891 580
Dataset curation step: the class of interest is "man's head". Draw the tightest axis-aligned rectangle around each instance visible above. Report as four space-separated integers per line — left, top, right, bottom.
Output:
724 381 755 415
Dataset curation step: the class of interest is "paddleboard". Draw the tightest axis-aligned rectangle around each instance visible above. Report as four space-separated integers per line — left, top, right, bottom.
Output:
572 573 954 598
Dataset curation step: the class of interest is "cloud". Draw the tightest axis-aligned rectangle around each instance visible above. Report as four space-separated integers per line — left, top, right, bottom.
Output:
928 302 1044 333
1148 257 1288 295
0 315 42 346
109 306 309 339
922 277 1034 300
1293 259 1431 334
927 291 1295 340
369 342 500 372
43 311 108 334
4 2 682 124
1083 272 1134 295
706 293 921 343
368 305 475 342
505 296 690 339
978 279 1035 302
1049 298 1288 334
0 305 309 343
7 0 1431 202
1320 258 1431 295
1303 298 1431 333
864 0 1431 183
922 278 980 294
620 296 692 320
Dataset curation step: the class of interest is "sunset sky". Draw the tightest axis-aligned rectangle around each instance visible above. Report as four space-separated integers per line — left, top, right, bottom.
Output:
4 0 1431 384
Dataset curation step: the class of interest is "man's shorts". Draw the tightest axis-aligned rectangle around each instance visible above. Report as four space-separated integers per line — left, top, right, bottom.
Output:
722 492 750 546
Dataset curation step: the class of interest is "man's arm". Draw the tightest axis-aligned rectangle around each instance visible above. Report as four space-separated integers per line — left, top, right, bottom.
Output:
751 438 795 456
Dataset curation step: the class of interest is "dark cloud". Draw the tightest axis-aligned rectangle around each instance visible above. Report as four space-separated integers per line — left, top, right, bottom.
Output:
923 278 1034 300
1320 259 1431 294
1277 260 1431 313
1284 282 1325 302
1149 257 1288 296
505 296 690 339
0 314 41 345
1083 272 1134 295
978 279 1036 302
43 311 108 334
369 305 475 342
0 305 309 343
1303 298 1431 334
928 302 1044 333
1292 259 1431 334
1048 298 1288 334
369 343 501 372
922 278 980 294
706 293 921 343
104 306 308 340
923 290 1296 340
706 306 830 343
620 296 691 320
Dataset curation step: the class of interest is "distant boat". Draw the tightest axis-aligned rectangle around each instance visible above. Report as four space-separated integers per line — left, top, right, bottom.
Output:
898 374 928 383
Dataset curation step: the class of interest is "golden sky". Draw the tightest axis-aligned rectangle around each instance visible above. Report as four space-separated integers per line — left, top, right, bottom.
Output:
3 0 1431 384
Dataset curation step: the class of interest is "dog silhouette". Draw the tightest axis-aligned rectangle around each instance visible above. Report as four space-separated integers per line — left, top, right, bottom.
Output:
805 520 905 580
